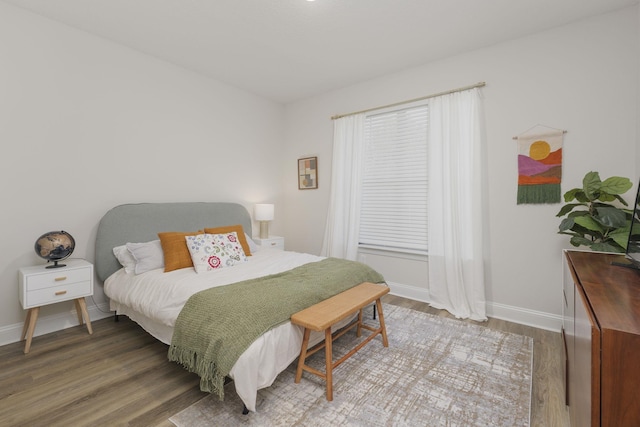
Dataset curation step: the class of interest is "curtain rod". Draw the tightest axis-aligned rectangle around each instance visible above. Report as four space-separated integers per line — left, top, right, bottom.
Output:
330 81 486 120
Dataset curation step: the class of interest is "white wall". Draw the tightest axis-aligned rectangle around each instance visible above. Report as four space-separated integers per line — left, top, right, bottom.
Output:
283 7 639 330
0 3 285 344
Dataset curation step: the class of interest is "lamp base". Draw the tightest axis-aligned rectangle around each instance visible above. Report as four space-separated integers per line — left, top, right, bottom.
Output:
259 222 269 239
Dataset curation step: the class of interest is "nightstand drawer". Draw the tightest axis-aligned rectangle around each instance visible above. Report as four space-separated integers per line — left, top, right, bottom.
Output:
264 240 284 249
23 280 92 308
25 267 91 291
253 236 285 250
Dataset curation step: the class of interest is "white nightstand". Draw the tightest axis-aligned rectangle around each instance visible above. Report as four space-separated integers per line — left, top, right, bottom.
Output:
253 235 285 250
18 259 94 353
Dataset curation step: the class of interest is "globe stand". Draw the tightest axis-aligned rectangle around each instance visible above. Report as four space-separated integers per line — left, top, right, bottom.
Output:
46 260 67 269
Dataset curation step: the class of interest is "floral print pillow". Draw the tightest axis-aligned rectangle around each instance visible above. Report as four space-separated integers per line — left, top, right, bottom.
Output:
185 232 248 273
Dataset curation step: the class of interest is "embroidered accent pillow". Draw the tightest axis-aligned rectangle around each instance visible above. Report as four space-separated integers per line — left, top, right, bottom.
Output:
203 224 252 256
186 232 248 273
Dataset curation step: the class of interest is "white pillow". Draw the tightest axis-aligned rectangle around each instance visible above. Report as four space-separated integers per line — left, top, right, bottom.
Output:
113 245 137 274
126 240 164 275
245 233 259 253
186 232 248 273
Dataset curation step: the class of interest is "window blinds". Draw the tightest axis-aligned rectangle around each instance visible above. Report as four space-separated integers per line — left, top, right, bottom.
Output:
359 103 429 254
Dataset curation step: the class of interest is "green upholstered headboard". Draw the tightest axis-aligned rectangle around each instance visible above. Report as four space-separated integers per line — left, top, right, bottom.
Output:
94 202 252 282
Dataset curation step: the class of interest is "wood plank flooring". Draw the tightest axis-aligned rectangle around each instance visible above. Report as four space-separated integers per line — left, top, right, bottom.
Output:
0 295 570 426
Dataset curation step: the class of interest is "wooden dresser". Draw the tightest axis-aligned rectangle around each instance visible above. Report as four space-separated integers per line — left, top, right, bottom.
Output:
563 250 640 427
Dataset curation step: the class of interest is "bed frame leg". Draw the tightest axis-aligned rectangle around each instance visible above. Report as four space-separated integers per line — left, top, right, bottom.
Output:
373 303 377 320
114 311 119 322
242 404 249 415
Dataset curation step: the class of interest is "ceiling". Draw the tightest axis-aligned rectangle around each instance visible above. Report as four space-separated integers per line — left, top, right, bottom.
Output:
3 0 638 103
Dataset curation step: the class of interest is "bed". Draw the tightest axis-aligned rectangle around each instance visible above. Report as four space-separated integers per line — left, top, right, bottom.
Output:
94 202 384 413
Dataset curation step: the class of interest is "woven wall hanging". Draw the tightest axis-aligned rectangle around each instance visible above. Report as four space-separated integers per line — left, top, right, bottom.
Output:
514 125 566 204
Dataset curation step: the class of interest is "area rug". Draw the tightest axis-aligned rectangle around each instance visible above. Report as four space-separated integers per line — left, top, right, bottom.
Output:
170 304 532 427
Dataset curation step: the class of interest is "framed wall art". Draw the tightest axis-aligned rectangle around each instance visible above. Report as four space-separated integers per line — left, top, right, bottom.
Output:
298 156 318 190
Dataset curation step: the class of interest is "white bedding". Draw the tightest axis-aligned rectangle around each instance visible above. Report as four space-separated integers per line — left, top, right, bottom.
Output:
104 247 352 412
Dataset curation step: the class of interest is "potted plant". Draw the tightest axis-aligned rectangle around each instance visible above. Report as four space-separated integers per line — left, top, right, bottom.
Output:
556 171 633 253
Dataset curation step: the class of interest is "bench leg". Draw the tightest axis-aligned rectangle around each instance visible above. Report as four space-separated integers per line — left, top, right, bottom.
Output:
376 298 389 347
324 327 333 401
356 308 363 337
295 328 311 383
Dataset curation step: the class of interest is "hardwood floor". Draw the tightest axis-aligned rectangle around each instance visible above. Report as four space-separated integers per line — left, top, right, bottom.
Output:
0 296 570 426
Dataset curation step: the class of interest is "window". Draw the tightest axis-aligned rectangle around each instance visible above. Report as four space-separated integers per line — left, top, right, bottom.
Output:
358 102 429 255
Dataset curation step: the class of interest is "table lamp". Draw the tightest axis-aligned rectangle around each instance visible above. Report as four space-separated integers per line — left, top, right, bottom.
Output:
254 204 274 239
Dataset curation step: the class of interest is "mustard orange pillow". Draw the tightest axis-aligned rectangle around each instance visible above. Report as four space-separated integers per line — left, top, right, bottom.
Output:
203 224 252 256
158 230 202 272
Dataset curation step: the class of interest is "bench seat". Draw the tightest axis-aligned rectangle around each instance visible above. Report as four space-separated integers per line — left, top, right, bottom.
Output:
291 281 389 401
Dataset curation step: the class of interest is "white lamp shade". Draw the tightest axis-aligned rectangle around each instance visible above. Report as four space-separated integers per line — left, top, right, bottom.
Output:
254 204 274 221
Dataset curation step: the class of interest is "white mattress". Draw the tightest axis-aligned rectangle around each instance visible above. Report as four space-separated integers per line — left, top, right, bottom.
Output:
104 247 352 412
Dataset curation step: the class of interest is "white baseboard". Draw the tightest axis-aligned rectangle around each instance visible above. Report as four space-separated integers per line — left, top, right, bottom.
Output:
486 302 562 332
386 281 430 303
0 302 113 347
388 282 562 332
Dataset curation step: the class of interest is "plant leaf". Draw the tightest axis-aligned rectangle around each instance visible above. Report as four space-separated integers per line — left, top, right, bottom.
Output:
609 226 631 249
613 194 630 207
565 189 590 203
582 171 601 200
570 236 593 247
556 203 584 217
558 217 575 232
566 223 598 239
600 176 633 195
563 188 581 202
591 241 624 253
574 215 604 233
594 206 628 229
597 193 616 202
567 210 589 218
558 231 584 237
575 191 589 203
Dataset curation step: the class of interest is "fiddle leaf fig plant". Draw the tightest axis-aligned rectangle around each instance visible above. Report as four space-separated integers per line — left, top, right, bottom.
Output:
556 171 633 253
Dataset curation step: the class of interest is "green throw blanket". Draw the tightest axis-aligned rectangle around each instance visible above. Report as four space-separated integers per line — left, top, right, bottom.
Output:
168 257 385 399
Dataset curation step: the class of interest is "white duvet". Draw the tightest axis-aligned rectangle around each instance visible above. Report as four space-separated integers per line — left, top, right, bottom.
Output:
104 247 350 412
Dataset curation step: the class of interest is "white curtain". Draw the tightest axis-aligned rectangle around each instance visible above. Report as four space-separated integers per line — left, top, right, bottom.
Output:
320 114 365 260
428 88 487 321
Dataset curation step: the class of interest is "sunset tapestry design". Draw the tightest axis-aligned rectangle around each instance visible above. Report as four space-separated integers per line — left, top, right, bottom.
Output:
516 131 563 204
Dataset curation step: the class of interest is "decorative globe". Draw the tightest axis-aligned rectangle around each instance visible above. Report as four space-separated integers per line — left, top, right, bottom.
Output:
34 231 75 268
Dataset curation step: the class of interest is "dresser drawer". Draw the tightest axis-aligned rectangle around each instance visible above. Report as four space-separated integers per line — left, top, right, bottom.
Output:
23 280 92 308
25 267 91 291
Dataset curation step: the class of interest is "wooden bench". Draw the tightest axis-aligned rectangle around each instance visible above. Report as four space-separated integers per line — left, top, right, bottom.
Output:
291 282 389 401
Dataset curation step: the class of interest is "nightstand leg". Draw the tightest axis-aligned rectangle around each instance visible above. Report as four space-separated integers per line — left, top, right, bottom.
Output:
74 299 83 325
21 310 31 340
75 297 93 335
23 307 39 354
